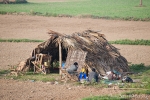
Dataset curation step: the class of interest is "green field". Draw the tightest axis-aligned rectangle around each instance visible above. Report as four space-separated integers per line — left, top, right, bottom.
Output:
109 39 150 46
0 0 150 21
1 38 150 46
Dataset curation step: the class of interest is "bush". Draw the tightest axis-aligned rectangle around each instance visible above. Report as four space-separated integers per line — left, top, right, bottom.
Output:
129 63 146 72
109 39 150 46
2 0 27 4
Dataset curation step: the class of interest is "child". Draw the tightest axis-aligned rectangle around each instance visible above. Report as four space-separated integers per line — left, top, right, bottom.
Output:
78 67 87 82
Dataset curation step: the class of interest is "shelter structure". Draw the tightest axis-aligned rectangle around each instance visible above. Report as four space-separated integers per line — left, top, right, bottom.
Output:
17 30 129 75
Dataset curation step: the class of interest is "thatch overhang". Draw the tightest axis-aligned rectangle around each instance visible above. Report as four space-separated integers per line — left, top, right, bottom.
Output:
25 30 129 74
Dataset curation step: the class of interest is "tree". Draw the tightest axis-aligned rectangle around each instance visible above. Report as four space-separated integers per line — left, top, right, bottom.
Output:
140 0 142 6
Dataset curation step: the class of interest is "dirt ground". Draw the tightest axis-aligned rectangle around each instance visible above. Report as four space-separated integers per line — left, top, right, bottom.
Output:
0 14 150 70
0 14 150 100
0 79 127 100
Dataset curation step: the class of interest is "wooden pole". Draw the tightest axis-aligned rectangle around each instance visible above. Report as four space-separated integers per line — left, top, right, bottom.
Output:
59 37 62 75
140 0 142 6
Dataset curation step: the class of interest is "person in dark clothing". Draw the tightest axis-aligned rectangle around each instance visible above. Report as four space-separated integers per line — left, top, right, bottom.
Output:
122 76 133 83
88 68 98 82
67 62 78 74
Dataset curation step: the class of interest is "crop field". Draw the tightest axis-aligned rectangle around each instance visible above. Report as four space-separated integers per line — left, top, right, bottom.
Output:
0 0 150 21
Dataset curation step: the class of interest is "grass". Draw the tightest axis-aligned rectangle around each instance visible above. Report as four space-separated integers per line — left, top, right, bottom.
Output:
0 70 59 82
129 64 150 90
83 63 150 100
129 63 150 72
0 0 150 21
11 73 56 82
1 38 150 46
118 64 150 98
82 95 130 100
109 39 150 46
123 90 150 95
0 70 10 76
0 38 44 42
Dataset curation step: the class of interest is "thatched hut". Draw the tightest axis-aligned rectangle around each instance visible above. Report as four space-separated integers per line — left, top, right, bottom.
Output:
19 30 129 75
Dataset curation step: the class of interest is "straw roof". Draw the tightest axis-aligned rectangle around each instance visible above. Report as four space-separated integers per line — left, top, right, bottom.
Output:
29 29 129 74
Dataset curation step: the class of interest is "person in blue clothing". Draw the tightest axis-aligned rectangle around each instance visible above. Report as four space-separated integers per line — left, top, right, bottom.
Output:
88 68 98 82
62 61 65 69
78 67 87 81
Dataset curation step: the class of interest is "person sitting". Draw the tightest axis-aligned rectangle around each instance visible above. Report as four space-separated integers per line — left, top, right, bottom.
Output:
78 67 87 82
67 62 78 74
102 71 117 80
88 68 98 83
122 76 133 83
112 70 121 80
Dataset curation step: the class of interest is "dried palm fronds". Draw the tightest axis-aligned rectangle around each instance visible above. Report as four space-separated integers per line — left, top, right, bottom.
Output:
18 29 129 74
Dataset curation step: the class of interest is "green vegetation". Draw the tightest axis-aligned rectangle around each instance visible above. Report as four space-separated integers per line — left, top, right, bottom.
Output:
1 38 150 46
11 0 27 4
0 38 44 42
124 89 150 95
128 64 150 90
129 63 150 72
83 63 150 100
0 71 59 82
82 95 130 100
117 63 150 95
0 70 10 76
52 61 60 68
0 0 150 21
109 39 150 46
0 0 27 4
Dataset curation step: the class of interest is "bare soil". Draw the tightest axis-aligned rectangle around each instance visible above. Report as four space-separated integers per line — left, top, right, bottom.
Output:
0 14 150 70
1 15 150 41
0 79 128 100
0 14 150 100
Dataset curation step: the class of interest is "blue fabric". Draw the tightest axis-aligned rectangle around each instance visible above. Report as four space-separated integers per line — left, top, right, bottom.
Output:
62 62 65 68
113 70 120 75
79 72 87 80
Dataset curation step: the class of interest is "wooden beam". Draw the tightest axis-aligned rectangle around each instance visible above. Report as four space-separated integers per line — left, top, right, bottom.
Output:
59 37 62 75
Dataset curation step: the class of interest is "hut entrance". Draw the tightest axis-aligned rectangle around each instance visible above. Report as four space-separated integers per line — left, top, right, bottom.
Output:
47 46 67 73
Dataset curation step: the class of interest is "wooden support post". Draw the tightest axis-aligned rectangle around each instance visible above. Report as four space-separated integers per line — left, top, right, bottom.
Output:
140 0 142 6
59 37 62 75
